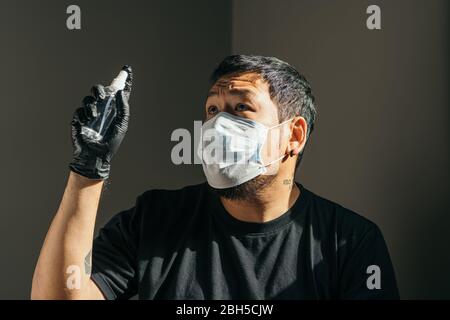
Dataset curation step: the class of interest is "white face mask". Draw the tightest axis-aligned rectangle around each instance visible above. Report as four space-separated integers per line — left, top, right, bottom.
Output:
197 112 293 189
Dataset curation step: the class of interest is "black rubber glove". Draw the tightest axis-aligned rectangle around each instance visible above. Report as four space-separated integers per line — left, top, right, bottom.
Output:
69 65 133 180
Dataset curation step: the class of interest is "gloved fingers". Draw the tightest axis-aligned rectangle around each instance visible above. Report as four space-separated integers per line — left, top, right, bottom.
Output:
72 107 88 126
82 95 98 119
91 84 106 101
115 90 130 120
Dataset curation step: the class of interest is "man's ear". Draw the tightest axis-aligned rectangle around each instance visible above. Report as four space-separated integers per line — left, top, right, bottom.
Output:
288 116 308 156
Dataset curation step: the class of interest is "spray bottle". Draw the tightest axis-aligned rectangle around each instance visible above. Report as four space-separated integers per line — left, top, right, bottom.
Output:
81 68 129 141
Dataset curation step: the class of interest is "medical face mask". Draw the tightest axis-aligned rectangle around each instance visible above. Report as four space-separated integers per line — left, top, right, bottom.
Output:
197 112 293 189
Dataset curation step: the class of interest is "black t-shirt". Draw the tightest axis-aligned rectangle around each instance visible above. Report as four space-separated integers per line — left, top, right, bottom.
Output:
91 182 399 300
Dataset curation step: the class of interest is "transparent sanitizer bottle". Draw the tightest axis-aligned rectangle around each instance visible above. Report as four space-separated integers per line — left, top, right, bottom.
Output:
81 69 128 141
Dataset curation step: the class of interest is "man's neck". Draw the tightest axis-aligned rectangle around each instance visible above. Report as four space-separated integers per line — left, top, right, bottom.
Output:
220 177 300 223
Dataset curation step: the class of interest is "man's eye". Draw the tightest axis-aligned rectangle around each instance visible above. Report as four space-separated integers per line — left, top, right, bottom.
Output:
235 103 249 112
207 105 218 115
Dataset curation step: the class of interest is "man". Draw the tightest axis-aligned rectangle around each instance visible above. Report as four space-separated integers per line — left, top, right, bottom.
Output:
31 55 399 299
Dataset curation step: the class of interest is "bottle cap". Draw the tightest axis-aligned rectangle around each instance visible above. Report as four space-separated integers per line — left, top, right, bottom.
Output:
110 69 128 92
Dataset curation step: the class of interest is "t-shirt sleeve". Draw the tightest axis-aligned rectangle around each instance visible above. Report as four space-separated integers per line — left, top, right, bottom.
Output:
90 196 143 300
338 223 400 300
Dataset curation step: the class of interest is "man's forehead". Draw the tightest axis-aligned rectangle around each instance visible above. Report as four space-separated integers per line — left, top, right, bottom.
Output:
208 71 268 96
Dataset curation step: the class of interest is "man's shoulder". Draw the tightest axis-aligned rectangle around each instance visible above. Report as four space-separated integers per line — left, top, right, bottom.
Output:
303 185 381 237
119 182 210 231
138 182 208 202
133 182 209 217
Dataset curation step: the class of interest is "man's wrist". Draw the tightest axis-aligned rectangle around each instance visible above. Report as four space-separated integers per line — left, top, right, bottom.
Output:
69 157 110 180
68 169 105 188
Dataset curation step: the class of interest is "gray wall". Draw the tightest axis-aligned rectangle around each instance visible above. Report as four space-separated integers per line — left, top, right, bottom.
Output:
0 0 448 299
232 0 449 299
0 0 230 299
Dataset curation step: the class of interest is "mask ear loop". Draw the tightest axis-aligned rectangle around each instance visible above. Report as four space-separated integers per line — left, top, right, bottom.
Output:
263 154 288 167
261 117 295 168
